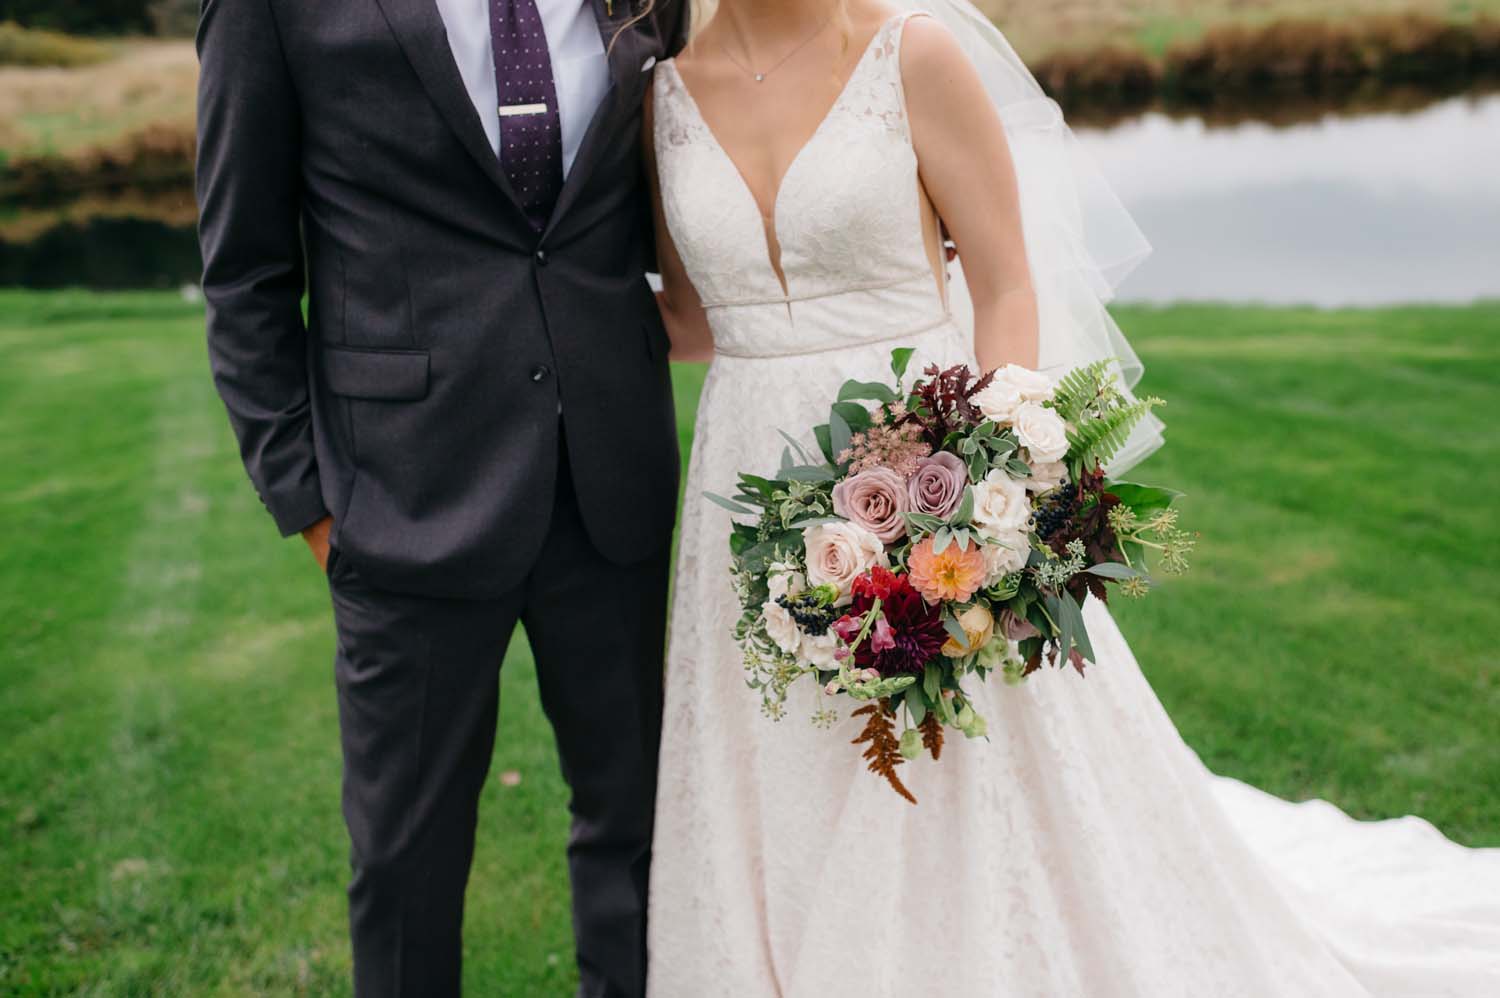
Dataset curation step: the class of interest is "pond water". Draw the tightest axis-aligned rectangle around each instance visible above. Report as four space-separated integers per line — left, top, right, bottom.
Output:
1075 93 1500 306
3 92 1497 305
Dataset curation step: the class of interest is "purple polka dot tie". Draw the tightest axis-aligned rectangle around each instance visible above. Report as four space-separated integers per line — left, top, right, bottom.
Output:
491 0 564 231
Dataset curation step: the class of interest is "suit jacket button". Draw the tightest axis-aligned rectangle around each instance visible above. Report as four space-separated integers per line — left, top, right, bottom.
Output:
530 365 552 382
534 248 549 266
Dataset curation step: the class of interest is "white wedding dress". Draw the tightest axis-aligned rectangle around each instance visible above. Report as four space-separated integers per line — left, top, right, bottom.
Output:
646 12 1500 997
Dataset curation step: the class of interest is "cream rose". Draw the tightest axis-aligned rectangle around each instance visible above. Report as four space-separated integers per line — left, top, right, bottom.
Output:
983 530 1031 583
1014 402 1069 463
803 521 887 601
767 565 806 602
942 604 996 658
802 631 840 669
1024 459 1067 493
761 600 802 656
972 365 1055 424
971 469 1032 537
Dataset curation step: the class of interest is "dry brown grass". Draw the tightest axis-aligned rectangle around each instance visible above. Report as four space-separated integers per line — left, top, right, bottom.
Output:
978 0 1500 58
0 39 195 160
0 21 113 67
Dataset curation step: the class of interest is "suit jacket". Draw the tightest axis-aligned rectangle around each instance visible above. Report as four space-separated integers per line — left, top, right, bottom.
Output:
197 0 688 598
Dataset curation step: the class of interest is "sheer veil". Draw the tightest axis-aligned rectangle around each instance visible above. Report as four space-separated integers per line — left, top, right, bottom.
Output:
685 0 1165 472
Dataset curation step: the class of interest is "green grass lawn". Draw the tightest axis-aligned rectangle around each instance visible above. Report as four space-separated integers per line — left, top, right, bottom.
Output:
2 291 1497 994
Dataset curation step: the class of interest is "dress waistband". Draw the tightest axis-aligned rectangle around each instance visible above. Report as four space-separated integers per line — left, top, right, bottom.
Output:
698 267 934 310
712 313 958 361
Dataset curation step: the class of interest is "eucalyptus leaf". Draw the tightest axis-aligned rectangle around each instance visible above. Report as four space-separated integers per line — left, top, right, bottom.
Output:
1086 562 1141 580
777 430 811 465
907 696 928 726
950 486 975 526
813 424 834 464
782 463 837 483
828 407 852 465
923 663 941 701
942 615 969 649
704 491 755 515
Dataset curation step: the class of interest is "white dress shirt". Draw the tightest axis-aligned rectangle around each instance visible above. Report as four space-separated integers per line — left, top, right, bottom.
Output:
434 0 610 178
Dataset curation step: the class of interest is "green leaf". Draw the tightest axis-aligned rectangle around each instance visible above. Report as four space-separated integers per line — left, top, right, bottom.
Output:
1005 458 1032 478
813 423 834 464
1085 562 1140 580
1107 481 1182 514
830 400 873 432
923 663 941 701
1052 593 1094 662
932 526 953 554
828 407 852 466
907 696 928 726
838 379 899 404
890 347 916 381
704 491 755 515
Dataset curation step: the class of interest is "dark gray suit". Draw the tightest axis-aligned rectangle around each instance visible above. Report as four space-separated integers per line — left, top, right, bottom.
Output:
196 0 687 993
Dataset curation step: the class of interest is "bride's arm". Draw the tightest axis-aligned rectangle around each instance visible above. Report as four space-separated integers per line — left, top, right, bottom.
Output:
643 92 715 364
902 18 1039 372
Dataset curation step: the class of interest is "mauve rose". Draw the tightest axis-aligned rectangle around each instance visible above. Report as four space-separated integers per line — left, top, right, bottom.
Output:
907 451 968 519
999 608 1040 641
832 468 909 543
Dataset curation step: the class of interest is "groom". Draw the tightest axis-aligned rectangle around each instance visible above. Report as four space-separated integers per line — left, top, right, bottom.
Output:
196 0 687 994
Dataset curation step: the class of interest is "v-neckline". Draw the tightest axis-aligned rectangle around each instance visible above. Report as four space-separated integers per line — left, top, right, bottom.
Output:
665 16 899 298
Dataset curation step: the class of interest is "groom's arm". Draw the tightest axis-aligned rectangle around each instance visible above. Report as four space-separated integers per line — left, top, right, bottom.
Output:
197 0 328 542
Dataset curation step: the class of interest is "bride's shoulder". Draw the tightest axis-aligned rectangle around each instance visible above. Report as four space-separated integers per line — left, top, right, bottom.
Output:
889 8 964 66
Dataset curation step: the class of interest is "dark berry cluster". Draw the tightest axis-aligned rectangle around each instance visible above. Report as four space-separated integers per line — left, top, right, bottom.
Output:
1033 487 1082 541
776 593 836 636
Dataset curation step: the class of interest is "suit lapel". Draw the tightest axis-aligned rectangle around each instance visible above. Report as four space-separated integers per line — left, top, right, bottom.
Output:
544 0 645 237
372 0 526 215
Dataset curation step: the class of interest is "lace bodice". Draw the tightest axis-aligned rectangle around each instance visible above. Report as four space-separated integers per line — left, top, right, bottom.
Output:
653 12 948 359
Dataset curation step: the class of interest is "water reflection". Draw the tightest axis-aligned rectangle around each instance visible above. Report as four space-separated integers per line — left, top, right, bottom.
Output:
3 93 1497 304
0 186 199 289
1076 93 1500 305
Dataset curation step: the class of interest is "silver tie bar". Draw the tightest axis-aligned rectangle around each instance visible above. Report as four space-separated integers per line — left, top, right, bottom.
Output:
498 103 548 118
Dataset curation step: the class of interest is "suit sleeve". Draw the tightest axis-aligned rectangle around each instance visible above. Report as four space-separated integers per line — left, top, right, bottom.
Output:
196 0 327 538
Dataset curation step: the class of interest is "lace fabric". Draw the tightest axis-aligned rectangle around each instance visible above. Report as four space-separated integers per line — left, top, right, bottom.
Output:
646 12 1500 997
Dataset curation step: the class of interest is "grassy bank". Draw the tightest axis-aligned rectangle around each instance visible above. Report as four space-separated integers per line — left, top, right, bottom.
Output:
5 2 1500 198
2 292 1497 993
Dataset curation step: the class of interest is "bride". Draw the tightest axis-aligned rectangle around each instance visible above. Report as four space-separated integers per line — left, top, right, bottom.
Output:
641 0 1500 994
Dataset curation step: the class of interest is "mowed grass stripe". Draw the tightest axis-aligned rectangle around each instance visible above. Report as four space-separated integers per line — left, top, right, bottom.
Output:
1 292 1496 994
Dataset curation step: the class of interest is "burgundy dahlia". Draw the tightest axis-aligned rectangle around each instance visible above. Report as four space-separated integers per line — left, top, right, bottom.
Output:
837 567 948 676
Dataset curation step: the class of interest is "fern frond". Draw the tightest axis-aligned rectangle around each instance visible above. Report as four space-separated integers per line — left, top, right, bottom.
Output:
1050 360 1116 424
1067 396 1163 469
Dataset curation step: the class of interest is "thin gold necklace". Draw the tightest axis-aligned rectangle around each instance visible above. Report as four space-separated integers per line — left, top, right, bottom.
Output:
719 11 835 83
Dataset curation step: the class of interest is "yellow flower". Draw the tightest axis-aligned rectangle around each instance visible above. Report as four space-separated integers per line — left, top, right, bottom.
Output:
942 604 996 657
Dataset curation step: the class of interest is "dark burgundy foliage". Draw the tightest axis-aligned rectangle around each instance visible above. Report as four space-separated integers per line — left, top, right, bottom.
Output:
902 363 997 449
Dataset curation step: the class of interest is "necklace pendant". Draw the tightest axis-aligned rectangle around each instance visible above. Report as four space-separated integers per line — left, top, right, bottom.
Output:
754 73 765 83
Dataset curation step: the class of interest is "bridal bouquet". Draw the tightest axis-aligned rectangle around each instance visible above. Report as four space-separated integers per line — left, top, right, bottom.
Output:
708 349 1194 802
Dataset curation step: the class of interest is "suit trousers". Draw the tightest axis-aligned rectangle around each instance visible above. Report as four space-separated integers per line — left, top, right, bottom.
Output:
327 443 670 997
